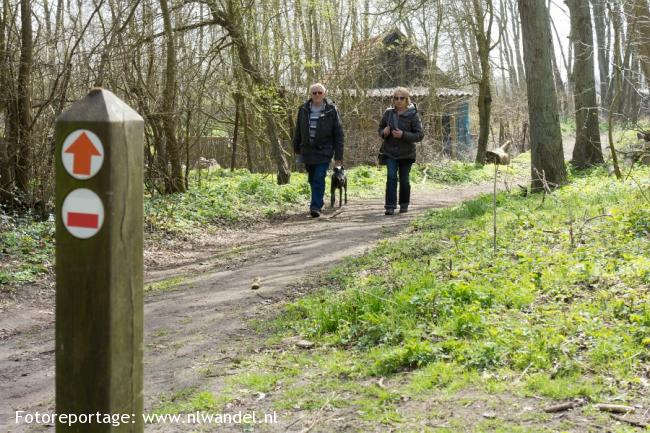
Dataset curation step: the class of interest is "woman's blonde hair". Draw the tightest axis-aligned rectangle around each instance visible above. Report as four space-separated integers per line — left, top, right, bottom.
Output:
392 87 411 106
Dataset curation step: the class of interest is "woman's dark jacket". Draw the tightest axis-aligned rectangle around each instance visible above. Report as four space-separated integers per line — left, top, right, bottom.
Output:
292 98 344 165
378 104 424 161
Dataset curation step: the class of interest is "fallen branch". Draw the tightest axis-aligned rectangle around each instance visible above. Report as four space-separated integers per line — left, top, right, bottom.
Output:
628 175 650 205
595 403 635 414
327 210 344 219
610 414 649 428
579 214 613 230
543 399 586 413
299 395 334 433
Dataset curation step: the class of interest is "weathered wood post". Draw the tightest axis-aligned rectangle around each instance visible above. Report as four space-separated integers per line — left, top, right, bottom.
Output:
486 140 513 255
55 88 144 432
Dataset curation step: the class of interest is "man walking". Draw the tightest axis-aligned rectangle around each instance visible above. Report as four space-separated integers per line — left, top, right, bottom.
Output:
292 83 344 218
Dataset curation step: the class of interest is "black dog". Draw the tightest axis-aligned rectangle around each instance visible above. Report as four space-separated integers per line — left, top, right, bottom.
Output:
330 166 348 208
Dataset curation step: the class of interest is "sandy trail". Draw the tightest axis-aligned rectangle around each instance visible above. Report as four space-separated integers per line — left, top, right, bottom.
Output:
0 181 508 431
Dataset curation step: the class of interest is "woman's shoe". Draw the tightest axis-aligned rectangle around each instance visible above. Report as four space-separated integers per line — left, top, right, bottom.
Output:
399 206 408 213
385 208 395 215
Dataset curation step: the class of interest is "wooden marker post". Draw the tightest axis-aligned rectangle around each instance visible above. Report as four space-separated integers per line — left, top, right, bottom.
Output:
55 88 144 432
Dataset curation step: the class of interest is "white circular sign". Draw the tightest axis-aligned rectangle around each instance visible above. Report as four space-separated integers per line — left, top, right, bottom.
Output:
61 188 105 239
61 129 104 180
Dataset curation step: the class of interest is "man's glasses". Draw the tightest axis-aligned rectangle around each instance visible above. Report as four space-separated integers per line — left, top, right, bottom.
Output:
312 91 323 95
393 96 405 100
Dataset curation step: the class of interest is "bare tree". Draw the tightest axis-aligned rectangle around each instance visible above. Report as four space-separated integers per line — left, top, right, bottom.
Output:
159 0 185 193
628 0 650 89
0 0 10 205
638 1 650 86
468 0 502 164
591 0 611 107
14 0 33 201
507 0 526 88
518 0 568 190
205 0 291 184
566 0 603 168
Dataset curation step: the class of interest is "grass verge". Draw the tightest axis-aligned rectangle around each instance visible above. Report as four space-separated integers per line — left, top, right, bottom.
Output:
218 165 650 431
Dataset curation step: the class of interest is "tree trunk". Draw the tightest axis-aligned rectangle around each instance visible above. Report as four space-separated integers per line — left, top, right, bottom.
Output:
566 0 603 168
310 2 321 78
363 0 369 40
230 92 241 171
458 26 475 78
548 4 568 115
160 0 185 193
295 0 313 83
351 0 358 43
500 0 518 90
16 0 33 199
625 51 641 123
241 96 255 172
498 32 507 97
508 0 526 87
591 0 611 107
619 2 636 118
472 0 494 165
518 0 568 190
627 0 650 89
608 0 624 179
0 0 11 203
288 0 301 86
209 2 290 184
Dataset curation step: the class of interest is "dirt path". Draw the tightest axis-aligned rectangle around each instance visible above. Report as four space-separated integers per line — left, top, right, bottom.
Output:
0 181 508 431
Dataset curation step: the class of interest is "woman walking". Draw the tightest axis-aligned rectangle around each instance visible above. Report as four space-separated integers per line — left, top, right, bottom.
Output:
378 87 424 215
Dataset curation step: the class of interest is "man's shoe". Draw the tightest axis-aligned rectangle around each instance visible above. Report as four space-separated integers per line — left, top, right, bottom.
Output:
384 208 395 215
310 209 321 218
399 206 408 213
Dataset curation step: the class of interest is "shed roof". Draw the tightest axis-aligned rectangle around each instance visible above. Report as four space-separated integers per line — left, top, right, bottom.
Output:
363 87 472 98
285 86 472 99
326 29 453 89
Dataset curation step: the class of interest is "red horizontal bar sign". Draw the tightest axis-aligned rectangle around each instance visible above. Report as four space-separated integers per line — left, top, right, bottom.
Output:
67 212 99 229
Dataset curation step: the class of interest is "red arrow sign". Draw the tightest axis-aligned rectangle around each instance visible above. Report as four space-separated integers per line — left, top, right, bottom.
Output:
64 132 102 176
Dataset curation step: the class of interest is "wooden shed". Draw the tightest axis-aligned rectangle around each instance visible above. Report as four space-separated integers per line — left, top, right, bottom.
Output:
322 29 475 164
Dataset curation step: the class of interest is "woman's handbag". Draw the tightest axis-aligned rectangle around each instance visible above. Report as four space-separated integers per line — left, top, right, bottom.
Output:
377 109 397 166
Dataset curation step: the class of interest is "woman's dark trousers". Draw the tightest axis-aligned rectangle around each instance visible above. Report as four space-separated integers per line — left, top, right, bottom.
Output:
385 158 413 210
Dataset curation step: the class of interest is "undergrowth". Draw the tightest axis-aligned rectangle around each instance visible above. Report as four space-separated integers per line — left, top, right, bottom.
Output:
277 165 650 400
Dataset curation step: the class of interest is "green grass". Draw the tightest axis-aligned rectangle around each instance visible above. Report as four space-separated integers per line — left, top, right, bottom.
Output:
144 276 186 293
0 219 54 288
139 162 650 431
144 168 311 232
283 166 650 387
243 164 650 429
561 116 650 149
152 387 228 415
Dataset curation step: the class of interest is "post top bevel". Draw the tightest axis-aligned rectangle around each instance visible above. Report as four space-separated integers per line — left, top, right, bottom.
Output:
57 87 143 124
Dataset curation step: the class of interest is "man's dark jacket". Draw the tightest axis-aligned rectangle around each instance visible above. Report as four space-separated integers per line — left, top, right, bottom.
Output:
378 104 424 161
292 98 344 165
